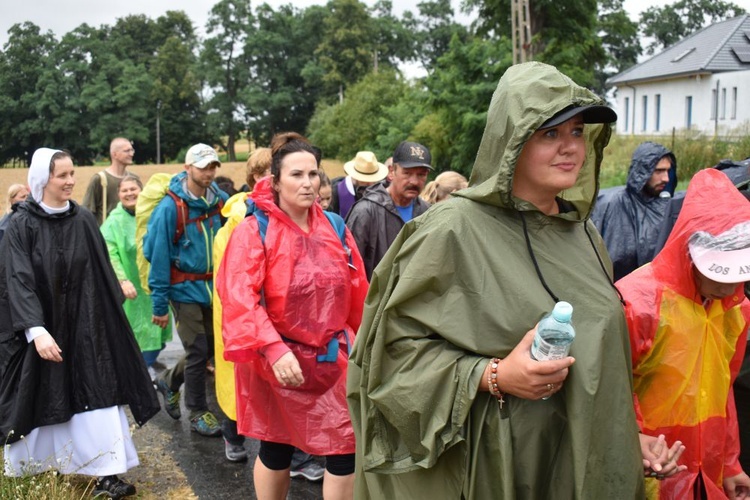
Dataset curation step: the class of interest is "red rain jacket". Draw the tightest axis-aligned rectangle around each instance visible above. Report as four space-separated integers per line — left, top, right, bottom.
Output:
217 177 368 454
618 169 750 499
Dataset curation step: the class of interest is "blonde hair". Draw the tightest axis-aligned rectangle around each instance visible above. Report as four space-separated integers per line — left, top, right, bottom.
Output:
246 147 272 190
6 184 28 213
421 171 468 204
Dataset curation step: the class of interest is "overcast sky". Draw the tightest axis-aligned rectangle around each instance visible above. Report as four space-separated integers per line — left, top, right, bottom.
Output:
5 0 747 48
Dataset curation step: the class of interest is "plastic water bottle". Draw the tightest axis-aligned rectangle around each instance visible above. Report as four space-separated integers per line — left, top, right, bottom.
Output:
530 301 575 361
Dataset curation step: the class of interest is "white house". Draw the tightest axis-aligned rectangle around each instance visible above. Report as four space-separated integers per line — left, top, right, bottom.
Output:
607 14 750 137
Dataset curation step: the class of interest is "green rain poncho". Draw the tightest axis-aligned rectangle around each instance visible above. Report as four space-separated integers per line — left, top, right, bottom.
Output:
347 62 645 499
101 202 171 352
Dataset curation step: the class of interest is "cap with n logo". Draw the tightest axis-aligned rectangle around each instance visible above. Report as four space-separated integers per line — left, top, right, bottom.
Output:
392 141 433 170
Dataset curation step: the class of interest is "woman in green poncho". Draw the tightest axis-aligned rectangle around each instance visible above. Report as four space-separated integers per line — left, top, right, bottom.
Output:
347 62 684 499
101 175 171 370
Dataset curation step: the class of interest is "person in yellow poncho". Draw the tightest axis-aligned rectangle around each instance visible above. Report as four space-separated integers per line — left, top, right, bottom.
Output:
618 168 750 499
214 147 272 462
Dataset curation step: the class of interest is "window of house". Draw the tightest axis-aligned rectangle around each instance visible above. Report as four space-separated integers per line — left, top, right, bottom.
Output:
732 87 738 119
721 88 727 120
624 97 630 132
655 94 661 132
642 96 648 131
686 96 693 129
711 89 717 120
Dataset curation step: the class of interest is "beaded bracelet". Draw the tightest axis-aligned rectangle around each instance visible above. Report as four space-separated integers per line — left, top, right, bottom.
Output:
487 357 505 409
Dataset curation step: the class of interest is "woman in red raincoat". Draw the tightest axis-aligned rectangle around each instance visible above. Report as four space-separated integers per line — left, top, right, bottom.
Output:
618 168 750 499
217 132 368 499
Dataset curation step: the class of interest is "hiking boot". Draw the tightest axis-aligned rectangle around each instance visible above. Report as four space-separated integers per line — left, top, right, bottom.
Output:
190 411 221 437
224 438 248 462
92 475 136 498
290 461 325 481
155 377 181 420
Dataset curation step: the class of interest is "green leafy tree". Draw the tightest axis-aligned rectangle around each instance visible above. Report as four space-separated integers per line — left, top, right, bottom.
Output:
315 0 378 101
462 0 605 88
200 0 253 160
370 1 418 70
0 23 56 166
640 0 746 54
155 10 198 49
151 36 209 162
424 33 512 175
243 3 326 144
307 69 414 160
83 58 153 154
591 0 641 95
412 0 468 73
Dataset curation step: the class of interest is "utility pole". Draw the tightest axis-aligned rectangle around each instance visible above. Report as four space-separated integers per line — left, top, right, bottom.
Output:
156 100 162 165
511 0 532 65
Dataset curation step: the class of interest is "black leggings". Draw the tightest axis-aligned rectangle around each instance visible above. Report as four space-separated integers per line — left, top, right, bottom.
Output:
257 441 355 476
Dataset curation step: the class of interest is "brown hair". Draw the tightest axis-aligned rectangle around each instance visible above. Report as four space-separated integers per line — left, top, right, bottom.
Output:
246 147 272 190
270 132 317 180
49 150 73 173
318 169 331 187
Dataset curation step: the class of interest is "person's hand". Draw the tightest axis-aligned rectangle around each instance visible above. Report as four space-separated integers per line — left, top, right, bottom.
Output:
120 280 137 299
272 352 304 387
495 327 575 400
34 333 63 362
724 472 750 500
152 314 169 328
639 434 686 479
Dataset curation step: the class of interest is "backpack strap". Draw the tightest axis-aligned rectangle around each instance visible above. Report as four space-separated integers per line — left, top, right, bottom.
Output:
167 190 224 245
165 190 224 284
98 170 108 225
246 201 350 265
323 211 352 265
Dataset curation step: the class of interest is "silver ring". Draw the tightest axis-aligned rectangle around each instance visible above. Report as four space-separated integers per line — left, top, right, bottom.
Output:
546 383 554 391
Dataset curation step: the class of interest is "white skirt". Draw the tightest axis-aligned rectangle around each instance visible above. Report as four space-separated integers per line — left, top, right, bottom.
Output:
3 406 139 477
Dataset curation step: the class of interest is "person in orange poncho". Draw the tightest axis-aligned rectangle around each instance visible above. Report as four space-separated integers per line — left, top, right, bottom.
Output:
618 168 750 500
217 132 368 499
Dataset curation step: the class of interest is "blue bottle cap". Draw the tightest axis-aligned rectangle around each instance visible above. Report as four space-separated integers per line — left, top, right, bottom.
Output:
551 301 573 322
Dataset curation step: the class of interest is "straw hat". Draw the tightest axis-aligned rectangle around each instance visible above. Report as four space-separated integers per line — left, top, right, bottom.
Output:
344 151 388 183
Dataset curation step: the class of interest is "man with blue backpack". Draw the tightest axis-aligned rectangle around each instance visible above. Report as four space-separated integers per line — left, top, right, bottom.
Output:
144 143 229 437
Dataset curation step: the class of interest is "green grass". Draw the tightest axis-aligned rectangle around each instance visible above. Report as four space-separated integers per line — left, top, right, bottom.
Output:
600 130 750 189
0 469 94 499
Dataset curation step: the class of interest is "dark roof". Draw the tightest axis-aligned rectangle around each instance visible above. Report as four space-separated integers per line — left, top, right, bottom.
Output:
608 14 750 86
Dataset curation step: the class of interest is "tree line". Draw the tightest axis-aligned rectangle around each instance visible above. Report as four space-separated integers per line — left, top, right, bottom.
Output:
0 0 744 176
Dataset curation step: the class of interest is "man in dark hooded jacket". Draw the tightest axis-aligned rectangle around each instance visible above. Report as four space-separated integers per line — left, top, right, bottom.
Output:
346 141 431 279
591 141 676 281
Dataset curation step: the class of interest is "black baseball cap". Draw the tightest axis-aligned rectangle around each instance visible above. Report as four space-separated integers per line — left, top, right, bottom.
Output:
539 105 617 129
392 141 433 170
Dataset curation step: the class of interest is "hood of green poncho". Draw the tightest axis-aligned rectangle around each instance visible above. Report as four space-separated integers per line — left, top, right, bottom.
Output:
456 61 613 221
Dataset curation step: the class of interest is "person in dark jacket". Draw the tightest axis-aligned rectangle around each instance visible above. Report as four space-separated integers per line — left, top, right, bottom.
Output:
591 141 676 281
345 142 431 279
0 148 159 499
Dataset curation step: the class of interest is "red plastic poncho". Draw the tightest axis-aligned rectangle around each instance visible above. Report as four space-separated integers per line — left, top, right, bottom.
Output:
216 177 368 455
617 169 750 499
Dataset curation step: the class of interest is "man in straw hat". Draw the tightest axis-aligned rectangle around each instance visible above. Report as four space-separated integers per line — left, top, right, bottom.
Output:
346 141 431 279
330 151 388 219
617 168 750 499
